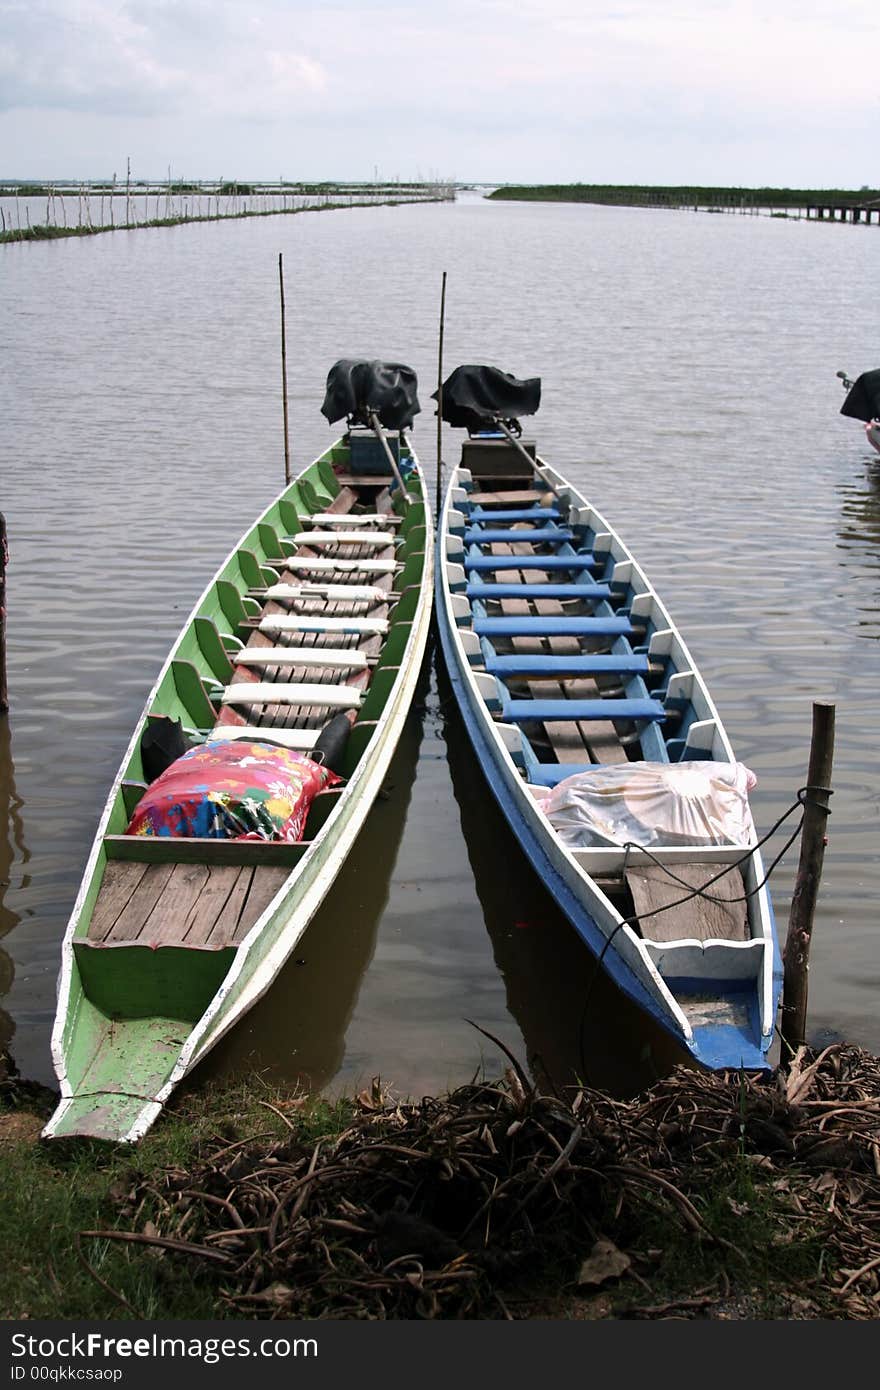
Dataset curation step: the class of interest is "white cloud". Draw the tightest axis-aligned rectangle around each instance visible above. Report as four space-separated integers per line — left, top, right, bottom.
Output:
0 0 328 118
0 0 877 181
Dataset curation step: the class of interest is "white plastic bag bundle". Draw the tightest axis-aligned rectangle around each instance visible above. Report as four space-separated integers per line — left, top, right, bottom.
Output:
543 761 757 850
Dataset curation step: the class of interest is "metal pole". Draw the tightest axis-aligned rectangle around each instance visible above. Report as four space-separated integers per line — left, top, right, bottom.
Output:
435 269 447 518
493 415 537 471
781 701 835 1056
279 253 291 486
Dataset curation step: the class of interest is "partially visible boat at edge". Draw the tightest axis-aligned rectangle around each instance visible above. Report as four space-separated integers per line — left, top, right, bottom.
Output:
44 362 433 1142
839 368 880 455
435 364 782 1072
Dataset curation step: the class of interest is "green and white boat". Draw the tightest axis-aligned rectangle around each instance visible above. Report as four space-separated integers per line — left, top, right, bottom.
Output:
44 378 432 1143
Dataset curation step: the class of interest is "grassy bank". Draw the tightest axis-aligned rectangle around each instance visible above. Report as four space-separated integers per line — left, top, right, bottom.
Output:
0 1063 353 1320
488 183 880 209
2 1044 878 1320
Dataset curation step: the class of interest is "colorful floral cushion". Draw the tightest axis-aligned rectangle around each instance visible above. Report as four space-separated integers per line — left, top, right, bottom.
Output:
126 740 341 842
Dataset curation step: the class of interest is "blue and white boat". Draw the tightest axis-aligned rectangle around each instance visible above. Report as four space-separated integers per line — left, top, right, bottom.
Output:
435 366 781 1071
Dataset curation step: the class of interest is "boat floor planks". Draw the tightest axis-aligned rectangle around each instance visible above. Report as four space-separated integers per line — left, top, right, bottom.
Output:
488 537 628 766
88 861 290 948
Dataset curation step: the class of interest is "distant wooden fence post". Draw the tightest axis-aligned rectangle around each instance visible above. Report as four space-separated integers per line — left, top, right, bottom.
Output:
781 701 835 1057
0 512 7 715
279 252 291 486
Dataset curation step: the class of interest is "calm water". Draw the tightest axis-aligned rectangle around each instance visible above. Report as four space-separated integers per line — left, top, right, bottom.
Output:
2 195 878 1099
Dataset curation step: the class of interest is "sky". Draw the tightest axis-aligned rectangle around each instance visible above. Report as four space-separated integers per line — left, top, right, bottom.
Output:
0 0 877 187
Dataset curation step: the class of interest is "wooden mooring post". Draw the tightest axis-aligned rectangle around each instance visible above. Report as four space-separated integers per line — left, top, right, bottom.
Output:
781 701 835 1058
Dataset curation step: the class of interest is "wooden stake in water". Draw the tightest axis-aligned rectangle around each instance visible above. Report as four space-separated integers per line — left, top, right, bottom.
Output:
435 270 447 517
781 701 836 1055
279 252 291 486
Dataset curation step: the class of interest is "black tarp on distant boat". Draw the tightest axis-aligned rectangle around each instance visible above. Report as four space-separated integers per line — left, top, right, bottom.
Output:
432 364 541 434
320 359 421 431
840 369 880 422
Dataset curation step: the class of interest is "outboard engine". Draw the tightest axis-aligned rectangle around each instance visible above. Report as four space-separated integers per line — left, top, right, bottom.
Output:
322 358 420 476
433 364 541 479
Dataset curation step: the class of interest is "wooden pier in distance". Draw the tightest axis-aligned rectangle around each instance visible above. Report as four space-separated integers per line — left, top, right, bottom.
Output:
806 197 880 225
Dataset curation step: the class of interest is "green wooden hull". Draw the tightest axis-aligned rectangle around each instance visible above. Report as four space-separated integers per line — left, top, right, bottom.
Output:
44 439 433 1142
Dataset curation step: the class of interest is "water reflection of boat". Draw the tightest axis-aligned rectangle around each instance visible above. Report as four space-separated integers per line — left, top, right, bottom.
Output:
192 660 429 1096
439 661 688 1097
0 717 29 1055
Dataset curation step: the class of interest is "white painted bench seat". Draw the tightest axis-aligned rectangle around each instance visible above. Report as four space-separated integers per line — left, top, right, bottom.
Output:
234 647 369 670
258 614 389 635
222 682 363 709
262 582 387 603
306 513 401 527
209 726 320 750
287 530 395 547
283 557 399 574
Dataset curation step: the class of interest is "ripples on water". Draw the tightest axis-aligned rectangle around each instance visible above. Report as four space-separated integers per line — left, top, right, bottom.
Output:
2 196 878 1095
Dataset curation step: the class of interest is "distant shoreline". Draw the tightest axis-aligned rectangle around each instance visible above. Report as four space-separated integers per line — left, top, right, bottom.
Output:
488 182 880 211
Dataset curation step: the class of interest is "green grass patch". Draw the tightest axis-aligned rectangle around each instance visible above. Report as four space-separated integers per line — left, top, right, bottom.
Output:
0 1081 353 1320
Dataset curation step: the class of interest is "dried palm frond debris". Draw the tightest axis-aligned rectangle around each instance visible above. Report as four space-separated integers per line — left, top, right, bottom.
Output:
97 1043 880 1319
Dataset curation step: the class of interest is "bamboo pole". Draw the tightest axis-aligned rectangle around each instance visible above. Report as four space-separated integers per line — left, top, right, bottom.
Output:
781 701 836 1056
0 513 8 715
435 270 447 518
278 253 291 486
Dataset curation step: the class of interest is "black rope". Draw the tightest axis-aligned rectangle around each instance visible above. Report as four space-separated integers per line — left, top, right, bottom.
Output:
576 786 832 1079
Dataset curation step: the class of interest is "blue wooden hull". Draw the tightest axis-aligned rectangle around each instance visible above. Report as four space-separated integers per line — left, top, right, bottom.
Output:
436 457 782 1072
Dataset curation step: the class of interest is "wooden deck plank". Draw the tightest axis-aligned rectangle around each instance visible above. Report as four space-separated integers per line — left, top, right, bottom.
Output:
88 860 152 942
201 866 255 945
178 864 248 945
626 865 749 943
143 863 212 944
90 861 177 942
228 865 290 941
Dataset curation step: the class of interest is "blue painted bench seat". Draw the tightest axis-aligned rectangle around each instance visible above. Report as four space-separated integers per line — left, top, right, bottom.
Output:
463 527 575 546
474 616 633 638
466 507 563 523
465 554 599 574
524 763 595 787
484 653 649 677
467 581 612 602
501 697 667 723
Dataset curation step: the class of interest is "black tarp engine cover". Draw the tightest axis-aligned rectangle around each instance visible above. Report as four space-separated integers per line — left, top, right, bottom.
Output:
320 359 421 431
840 369 880 422
432 364 541 433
